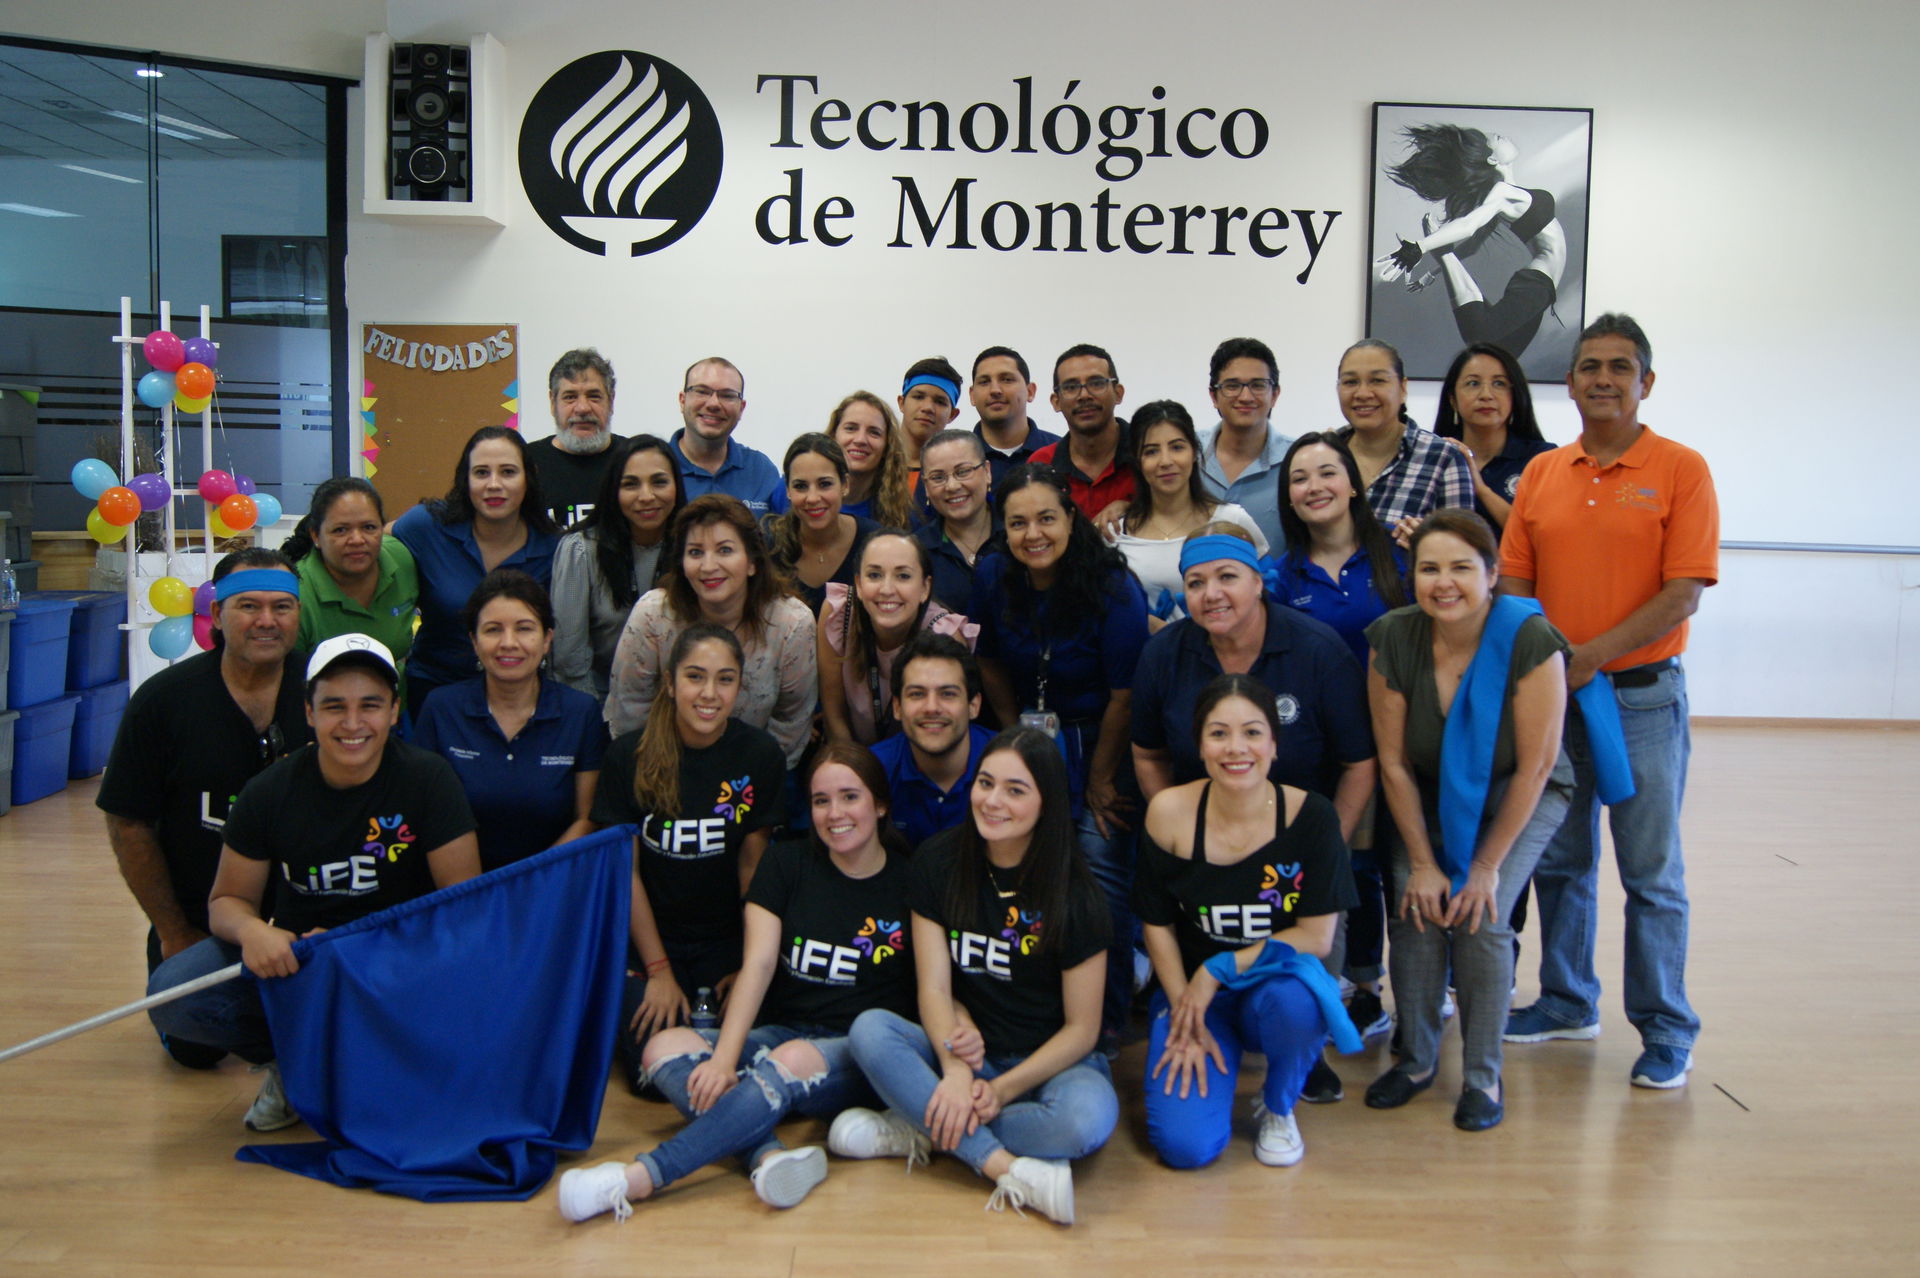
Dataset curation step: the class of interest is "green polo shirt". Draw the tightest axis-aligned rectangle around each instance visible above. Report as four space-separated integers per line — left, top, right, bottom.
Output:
295 537 420 697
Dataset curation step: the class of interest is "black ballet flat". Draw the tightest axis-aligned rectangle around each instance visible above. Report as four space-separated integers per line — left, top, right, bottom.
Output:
1453 1087 1504 1132
1363 1068 1434 1109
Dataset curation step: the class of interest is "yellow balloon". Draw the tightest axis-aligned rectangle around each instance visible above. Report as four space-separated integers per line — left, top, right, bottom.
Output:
148 576 193 618
86 508 130 544
208 510 236 538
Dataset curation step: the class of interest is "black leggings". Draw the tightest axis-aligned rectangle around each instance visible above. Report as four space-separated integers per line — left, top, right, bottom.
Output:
1456 267 1556 356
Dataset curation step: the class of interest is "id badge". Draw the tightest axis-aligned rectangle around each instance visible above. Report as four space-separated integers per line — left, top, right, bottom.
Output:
1019 709 1060 739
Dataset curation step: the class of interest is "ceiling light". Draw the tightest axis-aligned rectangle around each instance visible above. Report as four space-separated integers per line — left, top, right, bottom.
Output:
102 109 225 142
0 203 80 218
61 165 143 184
135 68 165 79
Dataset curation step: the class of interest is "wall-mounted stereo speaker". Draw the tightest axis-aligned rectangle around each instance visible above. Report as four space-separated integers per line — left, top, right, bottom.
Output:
388 42 471 201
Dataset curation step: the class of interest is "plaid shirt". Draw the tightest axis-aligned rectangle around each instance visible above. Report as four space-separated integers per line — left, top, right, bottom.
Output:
1335 423 1475 529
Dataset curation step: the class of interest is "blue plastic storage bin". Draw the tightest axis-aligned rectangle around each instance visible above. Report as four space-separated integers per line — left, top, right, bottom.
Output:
0 611 11 712
39 590 128 690
0 707 18 816
11 692 78 806
68 677 128 779
7 595 76 710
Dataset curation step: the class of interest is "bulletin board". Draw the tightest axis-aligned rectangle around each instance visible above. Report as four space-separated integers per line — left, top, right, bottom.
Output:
359 323 520 516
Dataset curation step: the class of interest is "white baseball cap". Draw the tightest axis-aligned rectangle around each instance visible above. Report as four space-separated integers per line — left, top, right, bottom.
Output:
305 633 399 689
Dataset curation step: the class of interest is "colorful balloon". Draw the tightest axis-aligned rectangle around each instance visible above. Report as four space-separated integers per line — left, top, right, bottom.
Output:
251 492 283 528
142 330 184 372
147 576 193 618
233 473 257 496
174 391 211 414
96 486 141 527
192 580 217 616
86 509 129 544
218 493 258 532
192 613 216 650
149 615 193 660
197 470 236 504
175 362 214 400
136 370 176 409
208 511 236 539
182 336 218 369
70 458 117 500
128 472 171 512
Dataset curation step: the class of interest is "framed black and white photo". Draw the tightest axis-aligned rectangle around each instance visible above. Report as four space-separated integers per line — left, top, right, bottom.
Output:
1365 102 1592 381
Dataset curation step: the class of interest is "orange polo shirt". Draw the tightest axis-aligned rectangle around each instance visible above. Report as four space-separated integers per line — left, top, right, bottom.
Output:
1500 425 1718 671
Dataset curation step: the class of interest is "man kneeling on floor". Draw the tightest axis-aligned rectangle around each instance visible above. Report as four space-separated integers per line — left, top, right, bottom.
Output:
147 634 481 1131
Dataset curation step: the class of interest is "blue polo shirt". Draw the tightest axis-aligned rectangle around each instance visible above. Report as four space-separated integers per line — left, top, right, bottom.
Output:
976 419 1061 486
391 504 559 698
670 428 781 516
871 724 993 849
1130 599 1373 797
1197 421 1294 553
1469 433 1556 537
914 518 997 615
1272 545 1406 667
412 676 608 871
970 553 1149 726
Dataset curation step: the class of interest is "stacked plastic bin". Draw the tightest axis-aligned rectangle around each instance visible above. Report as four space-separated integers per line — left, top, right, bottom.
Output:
4 590 129 811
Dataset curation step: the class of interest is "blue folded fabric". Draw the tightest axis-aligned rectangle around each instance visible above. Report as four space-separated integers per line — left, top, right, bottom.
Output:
1202 939 1363 1055
1437 596 1633 890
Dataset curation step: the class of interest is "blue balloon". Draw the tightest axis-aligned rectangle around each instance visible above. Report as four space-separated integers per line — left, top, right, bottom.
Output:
149 614 194 660
251 492 283 528
137 370 176 409
70 458 118 500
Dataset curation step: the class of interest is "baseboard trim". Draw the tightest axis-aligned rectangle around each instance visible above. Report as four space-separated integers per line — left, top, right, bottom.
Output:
1692 716 1920 730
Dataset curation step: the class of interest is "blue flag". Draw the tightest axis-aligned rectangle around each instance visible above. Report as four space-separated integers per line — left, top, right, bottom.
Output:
237 826 633 1201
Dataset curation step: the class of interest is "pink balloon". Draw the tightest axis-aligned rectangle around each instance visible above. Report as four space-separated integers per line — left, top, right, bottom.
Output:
192 580 217 616
197 469 236 504
192 614 215 650
143 330 184 372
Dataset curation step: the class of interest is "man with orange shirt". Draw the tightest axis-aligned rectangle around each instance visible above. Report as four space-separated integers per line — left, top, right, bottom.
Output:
1496 313 1717 1090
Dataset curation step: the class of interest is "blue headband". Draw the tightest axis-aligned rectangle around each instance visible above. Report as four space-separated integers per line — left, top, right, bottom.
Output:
1178 534 1263 575
903 373 961 404
214 568 299 601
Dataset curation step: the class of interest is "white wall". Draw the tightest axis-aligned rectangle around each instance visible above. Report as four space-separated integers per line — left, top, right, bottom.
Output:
10 0 1919 717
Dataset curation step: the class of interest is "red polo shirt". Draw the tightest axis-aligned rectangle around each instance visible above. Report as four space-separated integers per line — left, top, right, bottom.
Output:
1027 437 1136 521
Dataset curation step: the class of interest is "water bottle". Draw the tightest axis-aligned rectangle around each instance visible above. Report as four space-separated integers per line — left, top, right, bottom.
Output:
0 560 17 611
690 986 718 1031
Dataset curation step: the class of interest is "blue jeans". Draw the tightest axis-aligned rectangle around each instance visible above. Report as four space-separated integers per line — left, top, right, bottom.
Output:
1142 979 1325 1169
1076 807 1137 1042
616 933 743 1090
637 1025 876 1190
146 938 273 1064
1530 665 1699 1048
847 1008 1117 1175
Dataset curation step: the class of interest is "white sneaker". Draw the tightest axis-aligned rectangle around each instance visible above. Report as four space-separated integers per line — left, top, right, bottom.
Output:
556 1162 633 1223
1441 988 1457 1021
1253 1103 1305 1167
985 1156 1074 1225
751 1145 827 1209
243 1062 299 1132
827 1108 929 1169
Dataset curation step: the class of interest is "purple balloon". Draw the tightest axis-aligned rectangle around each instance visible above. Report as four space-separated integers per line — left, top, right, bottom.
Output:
181 336 218 369
233 473 257 496
128 472 171 513
192 580 217 617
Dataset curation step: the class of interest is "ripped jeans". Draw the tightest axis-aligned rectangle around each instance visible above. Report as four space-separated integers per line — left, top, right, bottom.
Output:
636 1024 877 1191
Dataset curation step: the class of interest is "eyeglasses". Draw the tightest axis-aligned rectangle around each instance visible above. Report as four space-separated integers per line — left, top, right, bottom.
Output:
1213 378 1277 396
923 461 986 489
683 385 743 404
1054 377 1115 397
256 724 286 766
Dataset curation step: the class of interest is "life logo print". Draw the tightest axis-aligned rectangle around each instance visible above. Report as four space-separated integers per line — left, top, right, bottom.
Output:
518 50 724 257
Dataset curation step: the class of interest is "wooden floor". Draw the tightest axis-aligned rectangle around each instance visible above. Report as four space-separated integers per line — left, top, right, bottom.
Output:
1 723 1916 1276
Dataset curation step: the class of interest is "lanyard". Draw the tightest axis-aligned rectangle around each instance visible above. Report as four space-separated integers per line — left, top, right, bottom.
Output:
1033 638 1051 713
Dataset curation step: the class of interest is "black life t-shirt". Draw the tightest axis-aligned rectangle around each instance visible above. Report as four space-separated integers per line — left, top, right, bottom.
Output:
95 649 313 932
591 717 788 947
221 740 476 935
527 433 625 528
744 838 916 1033
908 827 1111 1058
1134 787 1356 976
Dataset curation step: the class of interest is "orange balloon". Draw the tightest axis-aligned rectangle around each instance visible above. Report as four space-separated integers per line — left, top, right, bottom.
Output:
175 362 214 399
97 486 141 526
218 493 258 531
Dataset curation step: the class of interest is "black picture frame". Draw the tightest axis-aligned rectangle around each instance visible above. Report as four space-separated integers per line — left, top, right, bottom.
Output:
1365 102 1593 382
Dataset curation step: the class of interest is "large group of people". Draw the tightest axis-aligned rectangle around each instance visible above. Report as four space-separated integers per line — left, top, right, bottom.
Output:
101 312 1718 1226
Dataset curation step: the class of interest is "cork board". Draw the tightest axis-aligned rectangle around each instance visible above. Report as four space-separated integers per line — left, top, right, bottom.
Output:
359 323 520 516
